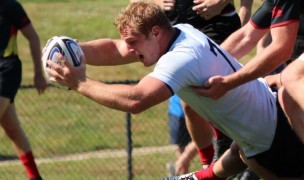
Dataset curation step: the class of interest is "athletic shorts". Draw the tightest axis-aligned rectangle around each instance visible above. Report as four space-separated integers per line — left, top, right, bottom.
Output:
252 100 304 177
0 57 22 103
168 114 191 146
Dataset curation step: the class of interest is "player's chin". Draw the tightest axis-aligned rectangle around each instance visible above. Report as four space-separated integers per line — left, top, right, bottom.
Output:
141 60 150 67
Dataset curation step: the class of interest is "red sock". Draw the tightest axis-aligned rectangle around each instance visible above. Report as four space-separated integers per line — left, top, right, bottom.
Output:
19 151 41 179
197 143 214 165
194 162 226 180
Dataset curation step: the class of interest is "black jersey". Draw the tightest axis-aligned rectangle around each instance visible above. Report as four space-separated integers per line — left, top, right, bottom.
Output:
166 0 236 27
0 0 31 58
251 0 301 29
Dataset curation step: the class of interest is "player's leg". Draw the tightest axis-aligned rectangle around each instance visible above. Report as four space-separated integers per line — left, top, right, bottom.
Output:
210 124 233 162
172 121 193 175
174 141 198 175
280 57 304 143
0 58 42 180
240 151 303 180
160 142 247 180
182 102 215 167
241 96 304 179
167 112 191 175
0 104 31 154
211 142 247 178
0 97 10 117
0 104 42 180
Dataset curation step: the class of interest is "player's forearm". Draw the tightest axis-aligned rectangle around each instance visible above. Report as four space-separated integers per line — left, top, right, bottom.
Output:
221 24 260 59
238 0 253 26
226 47 289 90
79 39 138 66
75 78 146 114
29 34 44 75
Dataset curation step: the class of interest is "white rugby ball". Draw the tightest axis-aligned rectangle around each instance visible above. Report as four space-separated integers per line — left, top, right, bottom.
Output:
42 36 84 89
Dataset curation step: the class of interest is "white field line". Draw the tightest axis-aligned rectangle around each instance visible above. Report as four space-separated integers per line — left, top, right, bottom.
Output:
0 145 176 166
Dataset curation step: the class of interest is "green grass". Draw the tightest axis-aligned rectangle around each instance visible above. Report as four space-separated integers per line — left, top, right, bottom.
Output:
0 151 202 180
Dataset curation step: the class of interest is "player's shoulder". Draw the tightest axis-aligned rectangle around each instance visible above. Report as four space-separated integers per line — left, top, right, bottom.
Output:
1 0 24 13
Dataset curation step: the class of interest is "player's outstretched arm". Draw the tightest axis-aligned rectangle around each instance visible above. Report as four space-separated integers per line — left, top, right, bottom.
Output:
79 38 139 66
46 54 172 114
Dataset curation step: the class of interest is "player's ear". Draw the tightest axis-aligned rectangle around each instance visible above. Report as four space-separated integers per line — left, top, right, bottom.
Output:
151 26 160 37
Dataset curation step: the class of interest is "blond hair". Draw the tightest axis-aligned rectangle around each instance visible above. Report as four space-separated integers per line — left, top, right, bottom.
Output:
114 1 172 37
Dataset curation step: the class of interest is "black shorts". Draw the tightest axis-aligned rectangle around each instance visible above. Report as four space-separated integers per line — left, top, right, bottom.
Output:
168 114 191 146
252 100 304 177
0 57 22 102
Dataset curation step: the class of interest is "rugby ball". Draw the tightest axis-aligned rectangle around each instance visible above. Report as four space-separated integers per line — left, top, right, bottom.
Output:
42 36 84 89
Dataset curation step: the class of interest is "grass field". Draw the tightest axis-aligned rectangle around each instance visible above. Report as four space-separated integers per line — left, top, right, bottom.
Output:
1 0 261 179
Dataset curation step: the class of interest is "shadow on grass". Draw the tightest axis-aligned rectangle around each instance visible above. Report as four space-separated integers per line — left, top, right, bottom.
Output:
0 155 17 161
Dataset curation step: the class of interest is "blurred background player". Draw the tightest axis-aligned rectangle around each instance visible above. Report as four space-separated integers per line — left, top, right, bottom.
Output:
0 0 47 179
165 94 193 175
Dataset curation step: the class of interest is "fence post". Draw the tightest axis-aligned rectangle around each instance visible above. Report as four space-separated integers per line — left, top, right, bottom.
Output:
126 112 133 180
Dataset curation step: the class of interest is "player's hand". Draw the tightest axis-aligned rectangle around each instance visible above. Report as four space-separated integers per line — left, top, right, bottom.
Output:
46 53 87 90
191 75 230 100
192 0 227 20
264 73 282 88
34 72 48 94
155 0 176 11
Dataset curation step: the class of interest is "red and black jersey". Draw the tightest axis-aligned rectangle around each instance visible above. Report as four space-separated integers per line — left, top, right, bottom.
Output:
250 0 301 29
0 0 31 58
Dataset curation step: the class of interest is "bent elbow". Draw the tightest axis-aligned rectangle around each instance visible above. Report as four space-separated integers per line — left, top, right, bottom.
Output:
127 101 147 114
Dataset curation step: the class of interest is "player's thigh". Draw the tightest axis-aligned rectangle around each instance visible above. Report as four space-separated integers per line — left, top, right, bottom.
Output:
241 153 303 180
0 104 21 131
239 150 278 179
0 97 10 118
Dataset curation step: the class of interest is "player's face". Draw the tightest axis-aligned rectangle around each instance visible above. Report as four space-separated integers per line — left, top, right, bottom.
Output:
121 28 162 67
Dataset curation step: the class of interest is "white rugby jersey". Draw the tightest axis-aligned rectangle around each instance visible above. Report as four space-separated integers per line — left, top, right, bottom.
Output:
148 24 278 157
298 53 304 61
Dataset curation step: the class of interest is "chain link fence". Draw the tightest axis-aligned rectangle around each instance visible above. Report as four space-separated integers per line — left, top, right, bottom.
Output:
0 82 201 180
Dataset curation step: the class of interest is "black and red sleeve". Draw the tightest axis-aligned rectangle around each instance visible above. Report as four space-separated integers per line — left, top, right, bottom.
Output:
250 0 300 29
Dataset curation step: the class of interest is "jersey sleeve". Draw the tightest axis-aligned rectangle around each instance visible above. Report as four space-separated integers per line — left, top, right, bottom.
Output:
148 50 201 93
7 1 31 29
250 0 300 29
